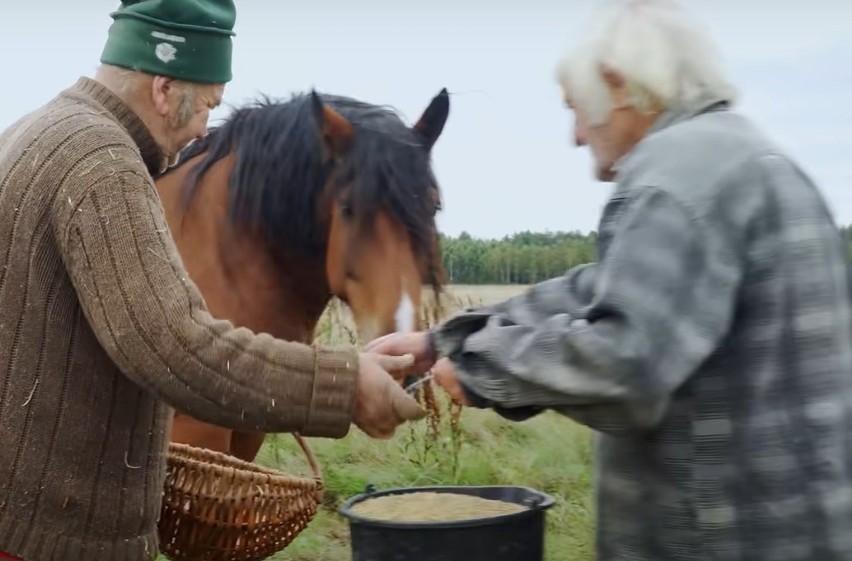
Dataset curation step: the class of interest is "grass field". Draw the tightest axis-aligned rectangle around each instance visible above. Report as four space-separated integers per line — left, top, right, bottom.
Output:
159 285 595 561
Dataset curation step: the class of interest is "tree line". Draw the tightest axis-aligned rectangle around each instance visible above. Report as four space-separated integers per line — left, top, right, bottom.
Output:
441 226 852 285
438 230 597 285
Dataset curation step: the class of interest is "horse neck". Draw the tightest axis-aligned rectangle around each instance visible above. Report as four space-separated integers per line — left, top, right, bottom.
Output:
155 156 332 344
260 248 333 343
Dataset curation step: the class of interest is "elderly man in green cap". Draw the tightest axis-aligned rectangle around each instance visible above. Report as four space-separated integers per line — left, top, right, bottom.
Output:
0 1 424 560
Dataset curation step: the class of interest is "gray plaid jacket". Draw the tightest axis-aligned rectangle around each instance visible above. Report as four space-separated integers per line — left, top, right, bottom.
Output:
433 95 852 560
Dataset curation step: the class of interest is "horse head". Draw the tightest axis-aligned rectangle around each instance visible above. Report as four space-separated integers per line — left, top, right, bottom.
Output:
163 88 450 344
310 89 449 340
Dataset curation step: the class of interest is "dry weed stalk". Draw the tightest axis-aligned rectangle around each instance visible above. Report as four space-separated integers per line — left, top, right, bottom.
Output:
403 291 470 476
315 289 485 478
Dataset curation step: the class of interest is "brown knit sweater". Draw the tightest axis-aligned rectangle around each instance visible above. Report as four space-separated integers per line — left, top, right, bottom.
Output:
0 77 359 561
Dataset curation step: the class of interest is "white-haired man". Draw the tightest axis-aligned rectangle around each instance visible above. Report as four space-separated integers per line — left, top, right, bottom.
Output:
367 1 852 559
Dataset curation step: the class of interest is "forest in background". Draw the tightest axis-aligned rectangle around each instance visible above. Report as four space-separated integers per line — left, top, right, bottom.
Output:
440 226 852 285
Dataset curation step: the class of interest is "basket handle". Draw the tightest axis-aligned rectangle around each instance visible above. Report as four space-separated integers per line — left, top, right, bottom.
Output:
293 433 323 481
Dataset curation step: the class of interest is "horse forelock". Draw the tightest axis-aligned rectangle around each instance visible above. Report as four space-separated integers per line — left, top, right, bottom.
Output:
338 120 445 295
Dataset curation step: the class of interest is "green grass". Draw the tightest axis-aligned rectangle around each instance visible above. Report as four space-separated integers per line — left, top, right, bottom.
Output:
157 288 596 561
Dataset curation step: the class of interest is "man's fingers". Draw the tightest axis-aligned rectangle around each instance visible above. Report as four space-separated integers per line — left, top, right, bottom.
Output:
376 353 415 372
392 390 427 421
354 366 426 441
388 380 427 421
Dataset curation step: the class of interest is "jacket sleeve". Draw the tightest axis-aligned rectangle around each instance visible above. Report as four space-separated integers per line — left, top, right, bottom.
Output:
432 186 743 435
53 163 359 439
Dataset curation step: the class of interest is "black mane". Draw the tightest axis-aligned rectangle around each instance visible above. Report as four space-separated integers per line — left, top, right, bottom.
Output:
161 91 442 289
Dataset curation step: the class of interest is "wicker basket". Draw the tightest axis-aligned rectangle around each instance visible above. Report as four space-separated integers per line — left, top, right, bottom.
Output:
158 434 323 561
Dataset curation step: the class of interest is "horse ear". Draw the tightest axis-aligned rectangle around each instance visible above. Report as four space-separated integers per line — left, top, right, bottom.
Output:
310 90 354 158
413 88 450 152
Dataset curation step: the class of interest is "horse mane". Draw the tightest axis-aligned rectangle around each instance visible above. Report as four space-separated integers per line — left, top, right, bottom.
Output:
160 91 443 293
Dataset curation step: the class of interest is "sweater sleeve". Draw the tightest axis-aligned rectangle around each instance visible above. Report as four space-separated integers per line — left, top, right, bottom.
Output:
53 165 359 438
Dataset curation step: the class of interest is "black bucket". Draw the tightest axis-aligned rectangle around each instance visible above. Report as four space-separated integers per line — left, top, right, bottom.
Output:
338 484 556 561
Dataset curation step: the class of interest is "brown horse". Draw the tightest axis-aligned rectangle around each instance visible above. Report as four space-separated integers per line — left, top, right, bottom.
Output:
154 89 449 462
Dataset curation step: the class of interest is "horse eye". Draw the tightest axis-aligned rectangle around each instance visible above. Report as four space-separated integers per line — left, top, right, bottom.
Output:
339 202 354 220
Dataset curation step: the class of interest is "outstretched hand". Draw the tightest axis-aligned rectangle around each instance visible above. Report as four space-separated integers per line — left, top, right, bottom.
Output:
352 352 427 440
363 331 437 377
365 332 473 406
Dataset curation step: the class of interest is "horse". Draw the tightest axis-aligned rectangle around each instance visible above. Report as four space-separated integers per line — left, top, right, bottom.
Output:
154 88 450 463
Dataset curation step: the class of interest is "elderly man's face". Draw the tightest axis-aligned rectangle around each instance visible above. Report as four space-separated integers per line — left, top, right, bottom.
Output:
564 68 659 182
163 83 224 167
150 77 224 168
566 100 618 181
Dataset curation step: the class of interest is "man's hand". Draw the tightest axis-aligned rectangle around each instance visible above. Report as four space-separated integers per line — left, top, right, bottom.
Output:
363 331 436 378
353 352 427 439
432 357 471 406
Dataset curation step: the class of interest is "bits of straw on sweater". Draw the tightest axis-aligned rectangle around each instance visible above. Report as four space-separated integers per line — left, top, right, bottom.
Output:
22 378 38 406
124 451 141 469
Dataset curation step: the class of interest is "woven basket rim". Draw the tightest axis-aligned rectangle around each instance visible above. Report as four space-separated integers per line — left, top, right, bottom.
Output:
166 437 322 487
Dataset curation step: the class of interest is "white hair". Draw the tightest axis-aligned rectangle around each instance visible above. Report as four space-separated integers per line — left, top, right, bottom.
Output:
555 0 738 126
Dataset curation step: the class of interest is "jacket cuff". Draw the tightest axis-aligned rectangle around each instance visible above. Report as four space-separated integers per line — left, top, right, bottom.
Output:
461 382 493 409
300 348 359 438
461 381 544 422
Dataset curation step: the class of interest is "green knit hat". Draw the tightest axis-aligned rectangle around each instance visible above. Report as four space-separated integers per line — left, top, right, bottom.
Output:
100 0 236 84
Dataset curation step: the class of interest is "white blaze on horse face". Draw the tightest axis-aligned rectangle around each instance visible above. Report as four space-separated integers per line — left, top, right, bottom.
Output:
394 289 415 333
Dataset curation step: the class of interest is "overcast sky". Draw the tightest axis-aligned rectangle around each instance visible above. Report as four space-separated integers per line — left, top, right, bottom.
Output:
2 1 850 239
